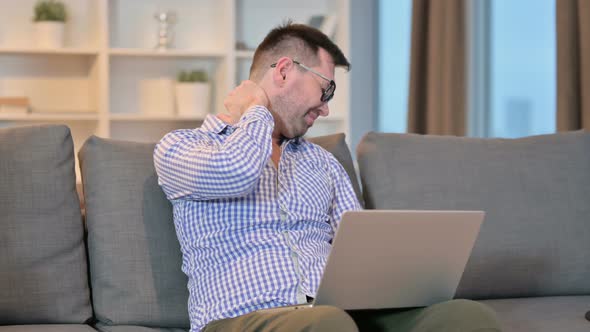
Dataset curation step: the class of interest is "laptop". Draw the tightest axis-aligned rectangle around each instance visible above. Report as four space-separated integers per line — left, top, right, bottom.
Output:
258 210 484 313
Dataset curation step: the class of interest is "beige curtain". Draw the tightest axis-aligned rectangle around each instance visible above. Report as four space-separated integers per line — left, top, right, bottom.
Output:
407 0 466 135
557 0 590 131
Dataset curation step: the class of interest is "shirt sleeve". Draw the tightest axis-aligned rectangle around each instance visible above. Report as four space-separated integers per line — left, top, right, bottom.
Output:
328 156 363 231
153 106 274 201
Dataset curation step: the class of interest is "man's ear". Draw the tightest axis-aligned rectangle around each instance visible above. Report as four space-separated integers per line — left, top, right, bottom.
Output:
272 57 294 85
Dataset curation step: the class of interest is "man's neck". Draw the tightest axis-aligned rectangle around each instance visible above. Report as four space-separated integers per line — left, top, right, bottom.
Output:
272 128 286 147
270 136 282 169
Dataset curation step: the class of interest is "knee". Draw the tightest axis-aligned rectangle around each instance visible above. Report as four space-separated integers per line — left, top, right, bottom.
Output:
308 305 358 332
426 299 502 331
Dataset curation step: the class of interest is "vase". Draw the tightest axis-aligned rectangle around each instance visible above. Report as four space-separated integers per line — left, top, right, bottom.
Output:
175 82 210 118
139 79 175 116
35 21 65 48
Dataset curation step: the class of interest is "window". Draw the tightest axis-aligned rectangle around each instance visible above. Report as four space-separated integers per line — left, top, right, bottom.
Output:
470 0 556 138
379 0 555 137
378 0 412 133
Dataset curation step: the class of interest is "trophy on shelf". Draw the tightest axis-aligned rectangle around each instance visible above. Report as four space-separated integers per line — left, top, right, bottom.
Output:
154 10 177 50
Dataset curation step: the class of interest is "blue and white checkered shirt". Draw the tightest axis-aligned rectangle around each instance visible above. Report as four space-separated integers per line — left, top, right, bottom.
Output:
154 106 361 331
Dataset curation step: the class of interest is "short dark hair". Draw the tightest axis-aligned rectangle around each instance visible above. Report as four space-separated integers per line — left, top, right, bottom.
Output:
249 22 350 81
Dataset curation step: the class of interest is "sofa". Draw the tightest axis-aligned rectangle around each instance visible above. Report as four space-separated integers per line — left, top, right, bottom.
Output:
0 124 588 331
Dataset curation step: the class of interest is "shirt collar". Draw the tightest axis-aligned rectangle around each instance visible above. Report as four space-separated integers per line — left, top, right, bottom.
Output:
200 113 305 147
287 136 303 146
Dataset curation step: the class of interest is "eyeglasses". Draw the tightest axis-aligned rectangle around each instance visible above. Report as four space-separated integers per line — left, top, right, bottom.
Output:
270 60 336 103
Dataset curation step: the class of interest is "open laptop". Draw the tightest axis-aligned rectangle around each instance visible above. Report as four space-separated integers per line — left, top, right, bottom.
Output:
259 210 484 312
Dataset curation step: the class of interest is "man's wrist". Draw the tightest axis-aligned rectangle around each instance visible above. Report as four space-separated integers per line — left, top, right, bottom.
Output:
240 105 274 124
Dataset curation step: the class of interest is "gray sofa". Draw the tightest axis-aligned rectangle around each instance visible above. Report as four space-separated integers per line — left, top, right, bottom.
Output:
0 124 588 331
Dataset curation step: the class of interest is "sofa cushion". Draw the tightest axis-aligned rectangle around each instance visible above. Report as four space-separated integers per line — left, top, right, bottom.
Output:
0 325 97 332
356 131 590 299
79 137 189 328
481 296 590 332
78 132 358 328
0 125 92 324
94 323 186 332
308 133 363 206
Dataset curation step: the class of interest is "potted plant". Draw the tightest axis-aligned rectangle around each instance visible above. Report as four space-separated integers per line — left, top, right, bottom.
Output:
175 70 211 118
33 0 67 48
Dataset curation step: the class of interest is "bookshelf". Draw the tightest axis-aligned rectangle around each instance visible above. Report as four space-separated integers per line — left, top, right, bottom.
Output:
0 0 351 181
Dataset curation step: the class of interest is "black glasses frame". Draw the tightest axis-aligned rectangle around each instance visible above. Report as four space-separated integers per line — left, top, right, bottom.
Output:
270 60 336 103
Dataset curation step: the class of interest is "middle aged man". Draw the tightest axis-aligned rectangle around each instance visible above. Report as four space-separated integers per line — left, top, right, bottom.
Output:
154 23 501 332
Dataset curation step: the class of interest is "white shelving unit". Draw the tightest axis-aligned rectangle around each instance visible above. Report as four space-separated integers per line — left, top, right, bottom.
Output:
0 0 351 180
0 47 100 55
0 113 100 121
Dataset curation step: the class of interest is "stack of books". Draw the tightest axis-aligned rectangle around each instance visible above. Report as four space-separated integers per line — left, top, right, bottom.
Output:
0 97 30 114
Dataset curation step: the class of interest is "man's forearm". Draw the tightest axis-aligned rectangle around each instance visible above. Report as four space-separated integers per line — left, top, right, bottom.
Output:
154 106 274 201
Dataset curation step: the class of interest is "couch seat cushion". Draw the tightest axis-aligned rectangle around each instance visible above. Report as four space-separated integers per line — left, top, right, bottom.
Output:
94 323 187 332
481 296 590 332
0 325 96 332
0 125 92 324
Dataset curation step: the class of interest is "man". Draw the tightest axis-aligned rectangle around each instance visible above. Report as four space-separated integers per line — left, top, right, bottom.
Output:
154 23 501 332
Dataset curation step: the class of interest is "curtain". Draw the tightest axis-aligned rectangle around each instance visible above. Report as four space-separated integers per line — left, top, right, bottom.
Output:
407 0 466 135
556 0 590 131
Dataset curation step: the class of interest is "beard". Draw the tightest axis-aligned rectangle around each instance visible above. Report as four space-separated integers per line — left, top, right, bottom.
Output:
269 94 309 139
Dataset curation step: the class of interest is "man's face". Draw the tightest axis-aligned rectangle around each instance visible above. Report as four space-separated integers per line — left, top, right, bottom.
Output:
272 49 335 139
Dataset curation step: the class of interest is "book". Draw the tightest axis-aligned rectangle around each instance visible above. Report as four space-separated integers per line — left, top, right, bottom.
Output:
0 96 30 113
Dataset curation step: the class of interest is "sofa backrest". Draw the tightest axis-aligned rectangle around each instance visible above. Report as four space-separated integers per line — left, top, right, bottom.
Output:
0 125 92 324
357 131 590 299
308 133 363 205
79 136 189 328
78 132 358 329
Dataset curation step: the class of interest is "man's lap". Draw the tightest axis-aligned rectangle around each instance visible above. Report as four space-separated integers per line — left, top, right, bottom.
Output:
204 299 502 332
349 299 502 332
203 305 356 332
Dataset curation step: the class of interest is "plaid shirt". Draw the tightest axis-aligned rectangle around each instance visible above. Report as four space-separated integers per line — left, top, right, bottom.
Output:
154 106 361 331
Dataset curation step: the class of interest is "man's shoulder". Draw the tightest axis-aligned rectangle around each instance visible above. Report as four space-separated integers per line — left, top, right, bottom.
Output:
298 138 328 153
296 138 340 165
157 127 203 145
160 121 223 143
162 114 227 140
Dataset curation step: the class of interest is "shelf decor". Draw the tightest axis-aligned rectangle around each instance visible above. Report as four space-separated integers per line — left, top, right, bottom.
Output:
139 78 175 117
154 10 176 50
1 0 350 160
33 0 67 48
175 70 210 118
0 96 30 114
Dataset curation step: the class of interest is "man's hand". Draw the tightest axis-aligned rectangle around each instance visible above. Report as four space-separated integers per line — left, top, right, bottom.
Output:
219 80 269 125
